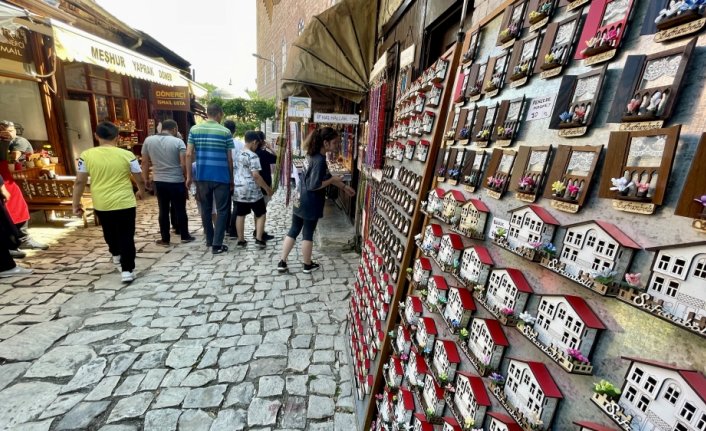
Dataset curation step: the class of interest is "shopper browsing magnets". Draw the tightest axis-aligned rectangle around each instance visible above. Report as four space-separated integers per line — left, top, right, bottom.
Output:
186 104 234 254
141 119 195 246
277 127 355 274
72 121 146 283
233 131 272 249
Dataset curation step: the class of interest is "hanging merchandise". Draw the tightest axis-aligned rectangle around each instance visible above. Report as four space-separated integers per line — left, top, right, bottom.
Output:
365 82 387 169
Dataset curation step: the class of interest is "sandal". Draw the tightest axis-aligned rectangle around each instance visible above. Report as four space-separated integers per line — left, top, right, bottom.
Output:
212 245 229 254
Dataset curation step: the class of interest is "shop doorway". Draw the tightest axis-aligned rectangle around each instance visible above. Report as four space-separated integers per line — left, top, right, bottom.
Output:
63 99 94 168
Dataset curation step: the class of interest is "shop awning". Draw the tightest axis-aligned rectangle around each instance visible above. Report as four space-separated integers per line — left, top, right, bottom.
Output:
51 19 185 87
280 0 375 103
0 1 28 33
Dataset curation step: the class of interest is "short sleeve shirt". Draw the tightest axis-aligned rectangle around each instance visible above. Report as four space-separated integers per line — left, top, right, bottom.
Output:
233 149 263 203
187 120 234 184
78 146 140 211
293 153 331 220
141 134 186 183
9 137 32 161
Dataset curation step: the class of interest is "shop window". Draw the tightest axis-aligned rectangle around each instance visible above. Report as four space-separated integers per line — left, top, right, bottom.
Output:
492 97 527 146
607 40 696 126
543 144 602 211
509 145 551 202
0 76 49 141
64 63 88 90
598 125 681 209
483 149 517 198
535 13 582 76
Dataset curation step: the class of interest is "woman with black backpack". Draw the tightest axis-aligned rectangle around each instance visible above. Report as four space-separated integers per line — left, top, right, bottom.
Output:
277 127 354 274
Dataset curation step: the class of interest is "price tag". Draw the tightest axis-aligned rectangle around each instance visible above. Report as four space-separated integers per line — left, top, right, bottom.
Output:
526 95 556 122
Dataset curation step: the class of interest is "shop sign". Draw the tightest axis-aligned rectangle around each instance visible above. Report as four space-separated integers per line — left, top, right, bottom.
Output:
314 112 360 124
526 95 556 121
152 84 190 111
288 97 312 118
0 28 31 63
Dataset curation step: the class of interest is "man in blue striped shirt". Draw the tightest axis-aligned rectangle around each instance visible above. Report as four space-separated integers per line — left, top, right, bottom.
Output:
185 104 234 254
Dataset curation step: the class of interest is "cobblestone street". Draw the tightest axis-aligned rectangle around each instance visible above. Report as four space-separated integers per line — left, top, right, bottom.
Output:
0 192 359 431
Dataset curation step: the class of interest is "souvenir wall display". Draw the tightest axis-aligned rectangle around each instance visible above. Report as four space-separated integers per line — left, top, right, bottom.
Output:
642 0 706 43
462 29 481 64
497 0 529 49
484 149 517 200
675 133 706 232
590 357 706 431
550 66 607 138
471 104 498 147
494 204 560 262
493 97 527 147
607 39 696 132
475 268 533 326
536 13 583 79
452 199 490 240
598 125 681 215
510 146 553 202
464 317 508 376
526 0 558 32
543 144 602 213
575 0 636 66
617 241 706 338
507 36 541 88
456 244 494 287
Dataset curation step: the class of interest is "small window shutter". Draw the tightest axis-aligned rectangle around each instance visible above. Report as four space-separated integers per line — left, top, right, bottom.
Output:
580 65 608 128
534 22 559 74
445 107 460 138
493 101 511 140
598 131 630 198
484 149 505 190
483 57 499 94
446 149 458 172
660 38 697 120
509 146 532 192
497 6 515 45
452 69 466 103
461 151 477 178
675 133 706 218
455 109 470 140
525 0 541 27
606 54 646 123
543 145 572 199
548 74 578 129
574 0 608 60
507 40 524 78
640 0 666 36
465 63 482 97
435 147 449 177
472 106 488 138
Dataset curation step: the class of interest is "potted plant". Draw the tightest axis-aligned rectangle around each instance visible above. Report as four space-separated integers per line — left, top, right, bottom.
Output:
424 408 437 421
477 129 491 141
567 183 580 200
610 177 633 196
593 379 621 401
468 82 482 97
518 176 536 192
635 182 650 198
529 1 553 24
567 348 589 364
551 181 566 197
518 311 537 329
459 127 470 139
438 372 449 385
489 372 505 388
459 327 469 341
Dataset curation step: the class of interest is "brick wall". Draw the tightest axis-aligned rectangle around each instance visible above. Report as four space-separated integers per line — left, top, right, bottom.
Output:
255 0 335 99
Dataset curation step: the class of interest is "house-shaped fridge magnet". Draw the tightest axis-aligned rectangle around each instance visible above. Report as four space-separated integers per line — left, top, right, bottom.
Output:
443 286 477 331
453 198 490 240
477 268 533 326
450 371 492 428
465 317 509 376
458 245 494 287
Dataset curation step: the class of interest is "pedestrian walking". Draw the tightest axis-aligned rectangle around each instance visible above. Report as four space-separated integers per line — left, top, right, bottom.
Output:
72 121 146 283
233 131 272 248
277 127 355 273
254 130 276 241
0 175 31 277
141 119 195 246
223 120 244 238
185 104 234 254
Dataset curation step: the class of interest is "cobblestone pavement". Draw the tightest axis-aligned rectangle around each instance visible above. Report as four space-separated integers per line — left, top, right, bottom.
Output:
0 192 359 430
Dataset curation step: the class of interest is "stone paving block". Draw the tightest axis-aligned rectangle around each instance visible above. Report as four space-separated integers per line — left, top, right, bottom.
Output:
216 323 242 337
254 343 288 358
224 382 254 407
61 357 106 393
209 408 246 431
144 408 181 431
13 419 53 431
98 426 137 431
257 375 284 397
132 350 167 369
218 365 248 383
161 368 190 387
197 347 220 368
287 349 312 372
56 401 110 430
99 344 131 355
312 349 336 364
25 345 95 378
218 346 255 367
85 376 120 401
107 353 139 376
38 393 85 419
247 358 287 379
165 346 203 369
186 323 219 338
140 368 168 391
180 369 216 387
0 317 79 361
286 375 308 396
153 387 189 408
290 334 312 349
160 328 185 342
106 392 153 423
280 396 307 429
247 398 281 427
178 409 213 431
113 374 145 396
307 395 335 419
0 362 29 391
182 384 227 408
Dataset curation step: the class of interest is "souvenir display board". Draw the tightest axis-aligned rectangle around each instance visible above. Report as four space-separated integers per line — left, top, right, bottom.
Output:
355 43 461 429
361 1 706 430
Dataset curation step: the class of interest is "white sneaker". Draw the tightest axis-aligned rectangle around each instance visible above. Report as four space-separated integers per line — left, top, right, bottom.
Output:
121 271 135 283
112 255 121 265
0 266 33 278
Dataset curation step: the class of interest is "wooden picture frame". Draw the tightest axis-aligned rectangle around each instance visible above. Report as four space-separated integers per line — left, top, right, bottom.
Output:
461 150 488 193
471 104 498 148
575 0 636 65
483 52 511 98
484 148 517 200
598 125 681 214
606 38 696 131
510 145 553 202
462 29 481 64
549 65 607 138
543 144 602 213
507 35 542 88
493 97 527 147
525 0 559 32
466 62 488 102
675 133 706 232
641 0 706 43
535 13 583 79
497 0 529 48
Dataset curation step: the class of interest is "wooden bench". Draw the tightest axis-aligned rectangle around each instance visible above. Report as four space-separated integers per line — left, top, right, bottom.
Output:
17 179 95 228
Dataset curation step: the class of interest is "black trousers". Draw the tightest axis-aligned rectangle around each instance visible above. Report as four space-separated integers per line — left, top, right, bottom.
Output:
95 207 136 272
0 246 14 272
154 181 189 242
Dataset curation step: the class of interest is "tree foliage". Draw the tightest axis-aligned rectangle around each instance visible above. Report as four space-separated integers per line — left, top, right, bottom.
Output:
198 84 276 136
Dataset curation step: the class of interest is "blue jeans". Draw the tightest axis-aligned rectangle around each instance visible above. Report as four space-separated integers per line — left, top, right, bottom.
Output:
195 181 231 247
